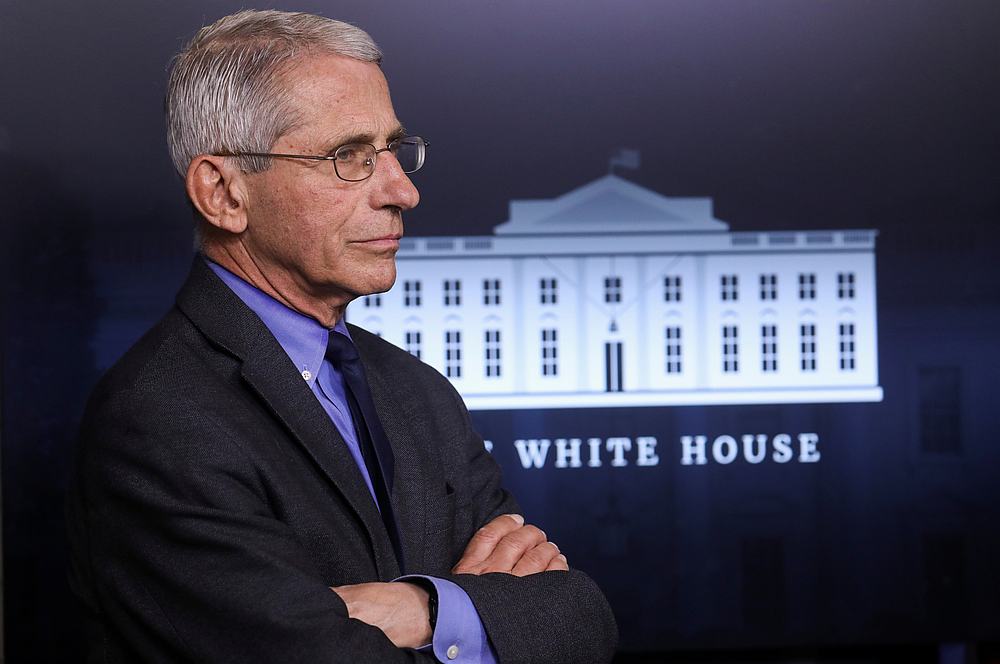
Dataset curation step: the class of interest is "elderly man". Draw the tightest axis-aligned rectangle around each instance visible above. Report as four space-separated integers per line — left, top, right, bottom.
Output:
67 9 616 664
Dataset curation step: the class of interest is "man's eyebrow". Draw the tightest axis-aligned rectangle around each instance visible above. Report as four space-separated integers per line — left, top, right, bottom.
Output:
322 125 408 153
386 125 407 142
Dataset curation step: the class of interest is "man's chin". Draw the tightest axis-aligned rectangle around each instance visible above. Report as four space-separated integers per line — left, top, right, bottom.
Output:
358 270 397 297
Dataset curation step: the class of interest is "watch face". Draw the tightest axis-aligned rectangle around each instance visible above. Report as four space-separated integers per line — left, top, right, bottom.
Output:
428 591 438 629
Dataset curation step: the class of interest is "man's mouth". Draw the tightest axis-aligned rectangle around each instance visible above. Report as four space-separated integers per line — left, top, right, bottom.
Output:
354 234 402 250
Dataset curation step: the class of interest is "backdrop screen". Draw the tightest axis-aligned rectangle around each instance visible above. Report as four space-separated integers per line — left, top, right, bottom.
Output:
2 0 998 659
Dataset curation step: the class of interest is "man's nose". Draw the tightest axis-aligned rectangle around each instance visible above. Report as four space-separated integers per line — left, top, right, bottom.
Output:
371 151 420 211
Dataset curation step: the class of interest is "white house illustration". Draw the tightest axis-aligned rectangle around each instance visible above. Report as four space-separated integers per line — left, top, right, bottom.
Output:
348 174 882 410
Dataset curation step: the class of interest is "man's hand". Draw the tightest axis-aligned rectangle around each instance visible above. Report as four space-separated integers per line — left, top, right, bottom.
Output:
330 581 432 649
453 513 569 576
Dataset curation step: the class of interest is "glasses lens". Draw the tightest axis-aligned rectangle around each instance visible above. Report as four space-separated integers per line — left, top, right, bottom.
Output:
334 143 376 181
393 137 426 173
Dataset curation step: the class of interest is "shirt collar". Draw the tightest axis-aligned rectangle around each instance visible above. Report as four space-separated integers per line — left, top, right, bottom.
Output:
205 257 351 386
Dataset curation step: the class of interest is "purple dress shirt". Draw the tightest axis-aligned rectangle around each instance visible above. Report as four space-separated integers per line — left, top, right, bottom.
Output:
207 259 496 663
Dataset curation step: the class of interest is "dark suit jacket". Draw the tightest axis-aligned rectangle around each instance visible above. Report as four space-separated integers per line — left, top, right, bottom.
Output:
67 258 617 663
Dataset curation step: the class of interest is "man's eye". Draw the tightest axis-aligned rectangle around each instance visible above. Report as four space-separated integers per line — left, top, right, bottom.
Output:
335 144 365 161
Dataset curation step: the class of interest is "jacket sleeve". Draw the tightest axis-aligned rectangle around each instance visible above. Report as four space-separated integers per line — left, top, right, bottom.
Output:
406 364 619 664
67 385 435 664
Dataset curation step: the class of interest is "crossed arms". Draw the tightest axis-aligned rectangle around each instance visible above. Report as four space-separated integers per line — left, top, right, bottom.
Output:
333 513 569 648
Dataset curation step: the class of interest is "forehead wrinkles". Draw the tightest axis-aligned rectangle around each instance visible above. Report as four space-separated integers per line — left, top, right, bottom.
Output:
280 54 396 146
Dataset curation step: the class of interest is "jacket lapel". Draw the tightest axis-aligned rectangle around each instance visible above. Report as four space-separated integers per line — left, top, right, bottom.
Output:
175 258 400 579
355 329 429 573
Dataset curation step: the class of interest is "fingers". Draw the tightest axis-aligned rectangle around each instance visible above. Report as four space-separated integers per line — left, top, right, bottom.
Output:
452 514 525 573
454 513 562 575
482 523 547 572
511 541 561 576
545 553 569 572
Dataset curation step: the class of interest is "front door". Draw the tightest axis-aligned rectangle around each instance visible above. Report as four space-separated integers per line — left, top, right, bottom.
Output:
604 341 623 392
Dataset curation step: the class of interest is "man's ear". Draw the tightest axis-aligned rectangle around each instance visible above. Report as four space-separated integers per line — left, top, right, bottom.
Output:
185 155 249 235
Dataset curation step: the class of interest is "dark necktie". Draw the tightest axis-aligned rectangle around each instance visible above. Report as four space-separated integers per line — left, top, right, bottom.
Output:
325 332 403 568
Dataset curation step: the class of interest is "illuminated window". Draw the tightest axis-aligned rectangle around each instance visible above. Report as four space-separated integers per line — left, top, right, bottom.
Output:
798 273 816 300
761 324 778 372
404 330 422 360
663 275 682 302
540 278 558 305
483 279 501 306
665 326 682 374
484 329 502 377
837 272 856 299
759 274 777 301
444 330 462 378
443 279 462 306
799 323 816 371
403 280 422 307
722 325 739 372
838 323 856 370
604 276 622 303
541 329 558 376
721 275 739 302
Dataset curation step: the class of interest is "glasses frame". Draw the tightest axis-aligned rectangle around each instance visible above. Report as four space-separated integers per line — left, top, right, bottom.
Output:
213 136 429 182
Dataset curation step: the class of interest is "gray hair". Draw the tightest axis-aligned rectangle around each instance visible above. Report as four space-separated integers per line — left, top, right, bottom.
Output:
166 9 382 176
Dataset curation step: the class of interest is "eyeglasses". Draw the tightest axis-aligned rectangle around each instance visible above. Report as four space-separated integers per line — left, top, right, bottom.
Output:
214 136 428 182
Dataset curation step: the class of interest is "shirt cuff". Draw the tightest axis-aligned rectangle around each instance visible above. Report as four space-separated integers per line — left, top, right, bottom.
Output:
397 575 497 663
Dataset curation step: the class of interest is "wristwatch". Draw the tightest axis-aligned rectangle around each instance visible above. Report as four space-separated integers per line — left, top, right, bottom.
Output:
404 578 438 631
426 586 438 631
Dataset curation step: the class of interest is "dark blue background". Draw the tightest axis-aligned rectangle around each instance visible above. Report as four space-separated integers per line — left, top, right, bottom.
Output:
1 1 998 661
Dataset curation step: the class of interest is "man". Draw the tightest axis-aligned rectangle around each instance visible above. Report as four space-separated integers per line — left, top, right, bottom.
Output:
67 9 617 663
